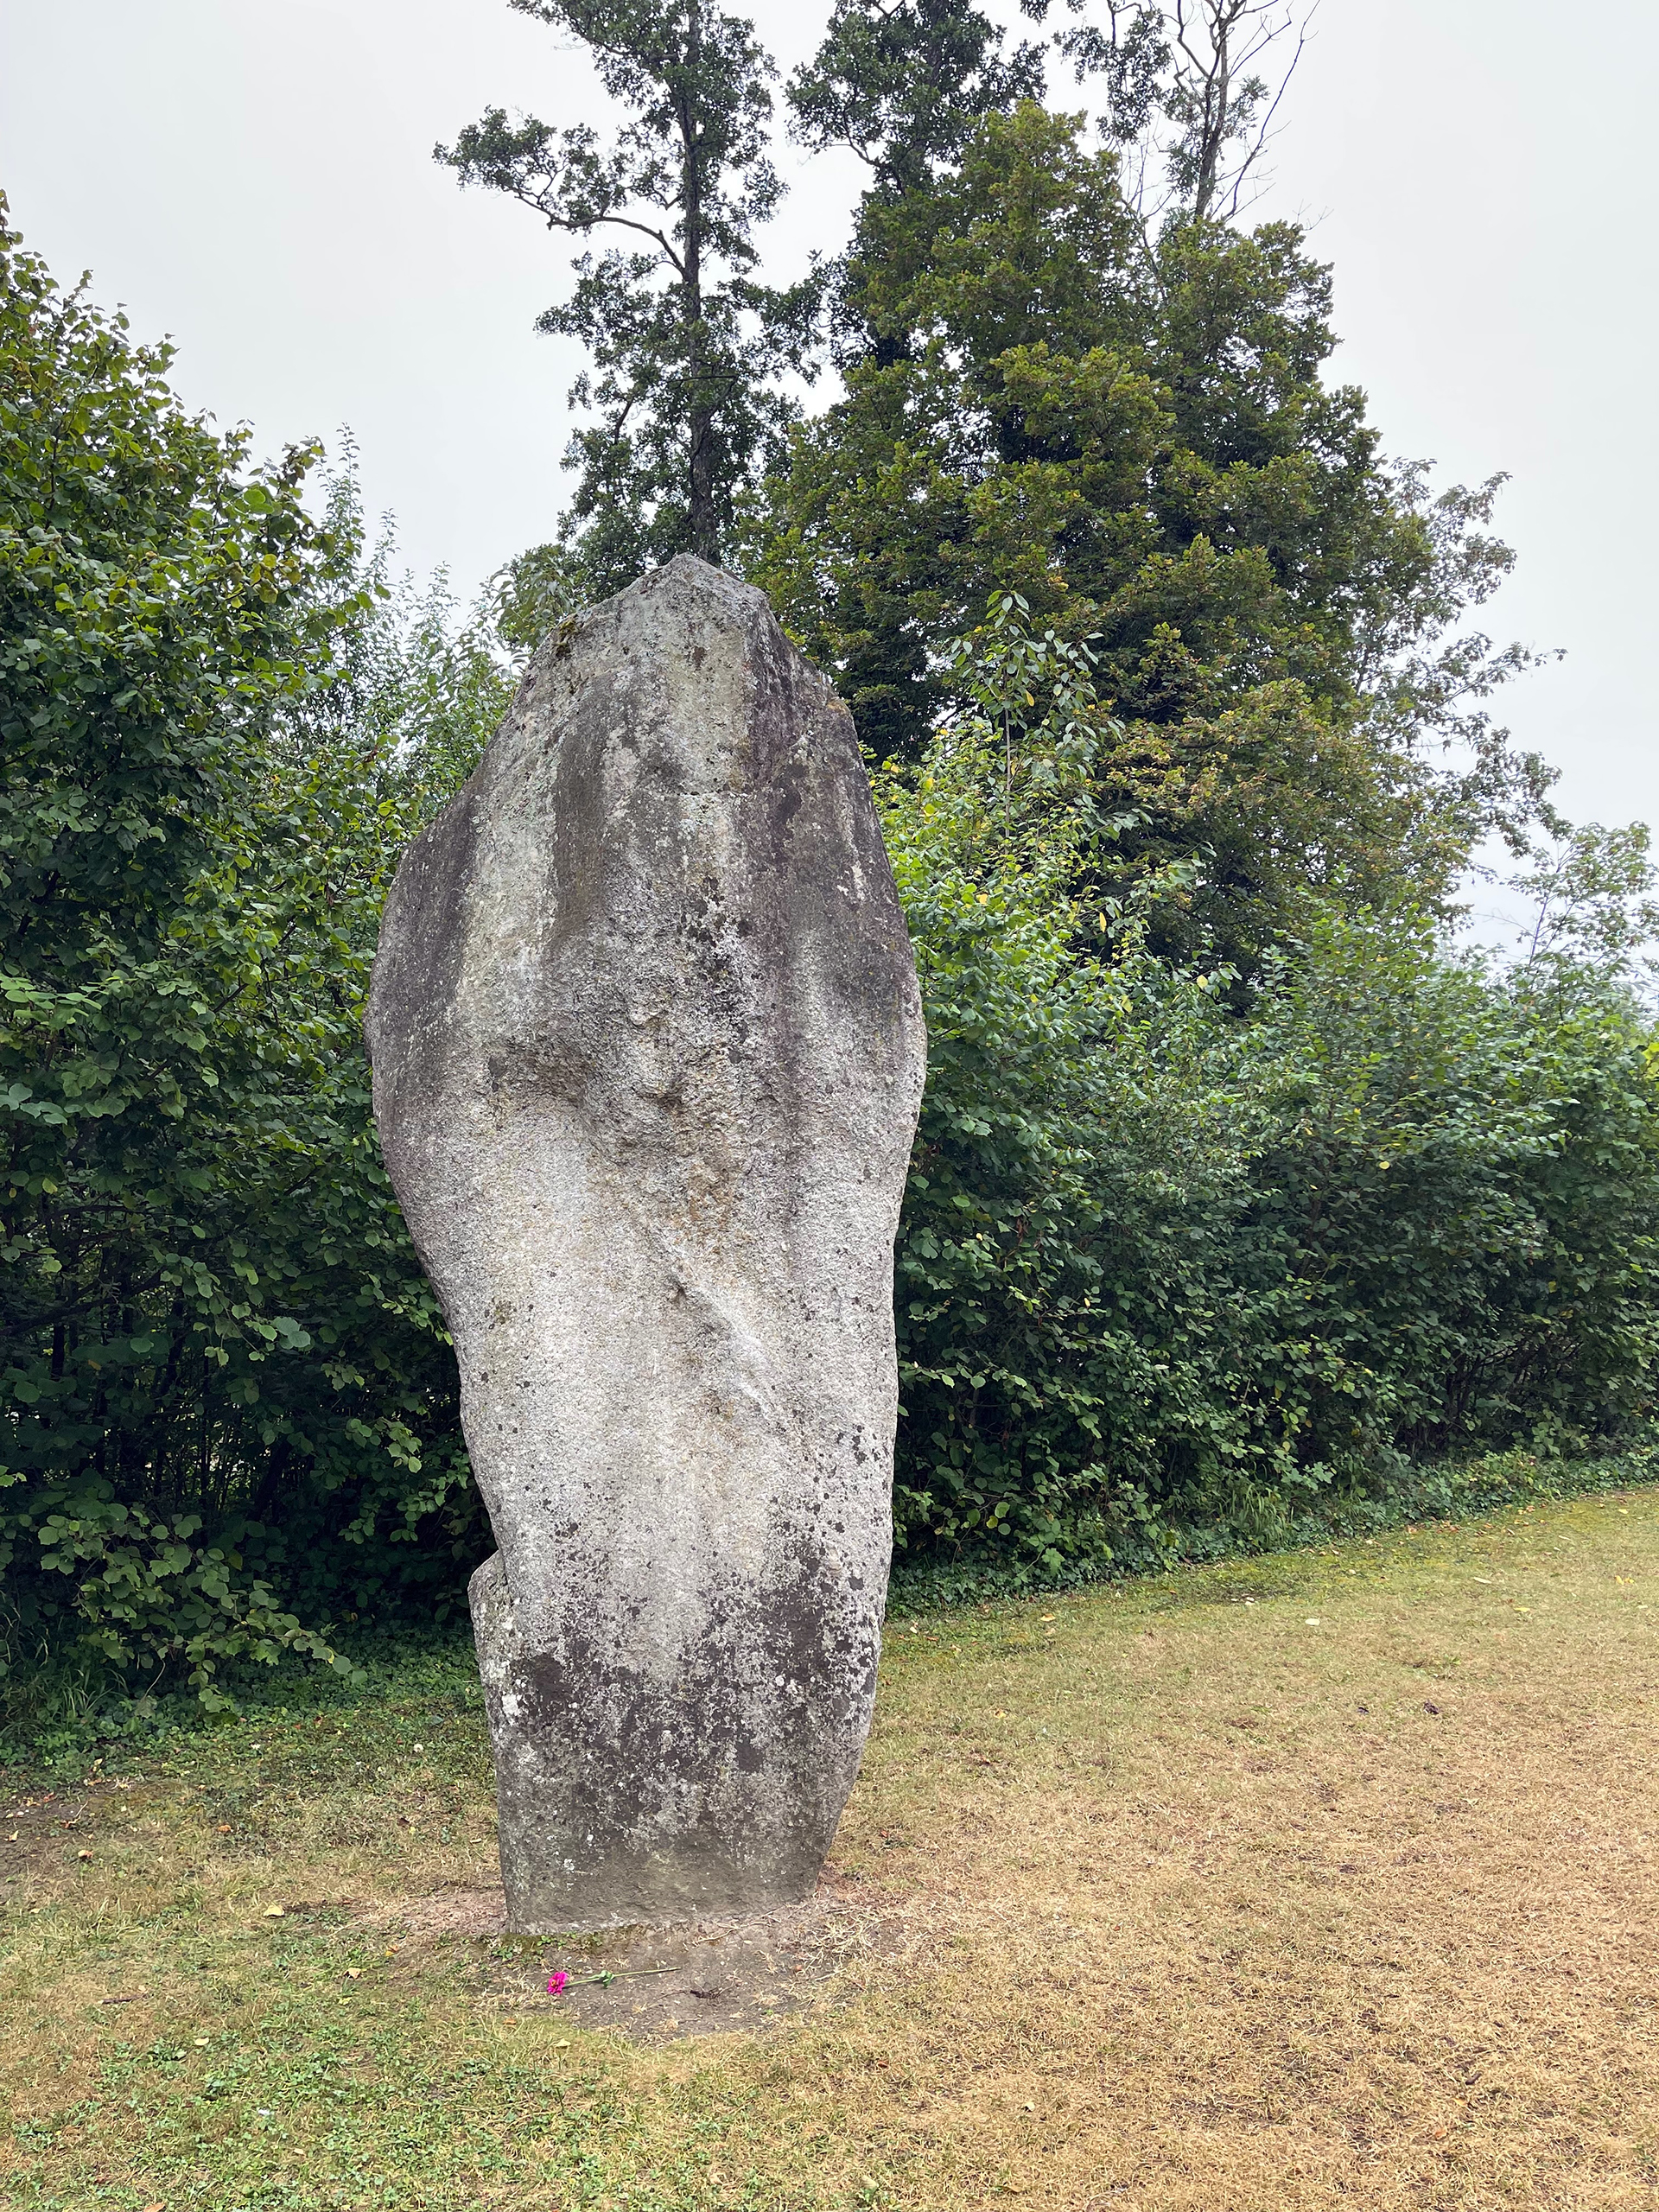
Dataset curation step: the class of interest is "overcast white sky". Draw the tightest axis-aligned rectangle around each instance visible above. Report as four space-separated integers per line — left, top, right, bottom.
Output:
3 0 1656 913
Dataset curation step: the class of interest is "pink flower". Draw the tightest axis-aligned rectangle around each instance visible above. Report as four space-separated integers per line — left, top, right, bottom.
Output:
547 1972 569 1995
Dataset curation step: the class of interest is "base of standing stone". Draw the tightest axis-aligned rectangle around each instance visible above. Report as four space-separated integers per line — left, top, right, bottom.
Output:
471 1552 862 1932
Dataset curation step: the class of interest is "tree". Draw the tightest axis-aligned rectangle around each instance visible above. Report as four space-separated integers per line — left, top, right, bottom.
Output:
791 2 1313 284
0 219 504 1710
1507 822 1659 988
748 99 1543 965
1056 1 1311 225
789 0 1045 200
439 0 814 595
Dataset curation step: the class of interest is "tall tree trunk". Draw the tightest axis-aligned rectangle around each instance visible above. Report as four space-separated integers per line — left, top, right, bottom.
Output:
681 0 719 563
1190 3 1230 223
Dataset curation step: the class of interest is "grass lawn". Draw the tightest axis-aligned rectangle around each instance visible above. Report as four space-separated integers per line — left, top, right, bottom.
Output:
3 1489 1657 2210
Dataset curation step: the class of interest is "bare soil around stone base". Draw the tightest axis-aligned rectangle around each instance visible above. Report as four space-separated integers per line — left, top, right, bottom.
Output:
361 1878 914 2040
4 1488 1659 2210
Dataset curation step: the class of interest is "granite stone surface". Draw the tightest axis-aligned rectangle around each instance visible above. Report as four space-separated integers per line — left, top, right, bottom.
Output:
367 556 925 1929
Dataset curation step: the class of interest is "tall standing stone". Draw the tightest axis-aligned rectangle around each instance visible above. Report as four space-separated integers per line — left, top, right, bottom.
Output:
367 556 925 1929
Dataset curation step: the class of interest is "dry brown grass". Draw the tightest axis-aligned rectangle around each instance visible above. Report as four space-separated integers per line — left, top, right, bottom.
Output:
830 1494 1659 2207
3 1490 1657 2209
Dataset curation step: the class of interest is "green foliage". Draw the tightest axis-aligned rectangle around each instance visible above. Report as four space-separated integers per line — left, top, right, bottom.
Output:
439 0 819 594
788 0 1044 196
1505 819 1659 983
882 607 1659 1589
887 1441 1659 1609
0 219 508 1708
751 101 1545 967
787 0 1309 228
1055 0 1308 227
487 540 586 665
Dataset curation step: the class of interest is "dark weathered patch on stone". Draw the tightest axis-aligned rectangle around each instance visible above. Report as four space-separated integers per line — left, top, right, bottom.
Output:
367 556 925 1929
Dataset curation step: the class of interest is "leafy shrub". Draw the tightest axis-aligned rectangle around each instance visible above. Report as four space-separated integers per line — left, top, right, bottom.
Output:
883 604 1659 1586
0 213 503 1710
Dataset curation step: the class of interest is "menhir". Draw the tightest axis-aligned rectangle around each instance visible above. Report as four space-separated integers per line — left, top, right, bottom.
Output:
367 556 925 1929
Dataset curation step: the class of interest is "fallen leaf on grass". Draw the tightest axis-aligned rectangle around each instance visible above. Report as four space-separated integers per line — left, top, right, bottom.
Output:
264 1904 285 1918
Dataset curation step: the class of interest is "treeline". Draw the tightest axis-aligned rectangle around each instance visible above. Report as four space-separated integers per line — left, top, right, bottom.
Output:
887 612 1659 1584
4 0 1658 1717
